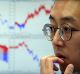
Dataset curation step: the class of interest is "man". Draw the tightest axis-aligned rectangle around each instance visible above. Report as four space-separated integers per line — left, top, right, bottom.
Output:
40 0 80 74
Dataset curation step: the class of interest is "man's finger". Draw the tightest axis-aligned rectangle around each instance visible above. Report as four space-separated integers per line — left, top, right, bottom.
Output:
64 64 74 74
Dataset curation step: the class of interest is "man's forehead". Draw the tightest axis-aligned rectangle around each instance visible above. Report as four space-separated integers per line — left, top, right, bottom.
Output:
54 0 79 8
51 0 80 21
51 0 69 18
54 0 69 9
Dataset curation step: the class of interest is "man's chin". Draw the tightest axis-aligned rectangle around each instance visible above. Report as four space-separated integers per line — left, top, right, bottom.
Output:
59 64 67 73
60 64 80 74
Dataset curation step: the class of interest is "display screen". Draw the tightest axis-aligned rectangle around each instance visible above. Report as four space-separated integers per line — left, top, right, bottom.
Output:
0 0 55 74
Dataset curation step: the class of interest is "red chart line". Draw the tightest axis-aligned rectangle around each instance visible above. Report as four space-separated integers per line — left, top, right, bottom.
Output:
0 42 40 65
9 42 40 64
15 5 51 28
9 42 35 57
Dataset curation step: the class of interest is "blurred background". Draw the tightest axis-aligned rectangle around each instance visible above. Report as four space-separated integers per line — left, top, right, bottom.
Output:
0 0 59 74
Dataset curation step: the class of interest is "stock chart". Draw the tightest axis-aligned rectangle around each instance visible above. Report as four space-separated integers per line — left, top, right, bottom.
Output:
0 0 54 74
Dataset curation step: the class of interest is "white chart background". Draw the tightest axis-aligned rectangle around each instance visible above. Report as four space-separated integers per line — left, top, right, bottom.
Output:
0 0 58 74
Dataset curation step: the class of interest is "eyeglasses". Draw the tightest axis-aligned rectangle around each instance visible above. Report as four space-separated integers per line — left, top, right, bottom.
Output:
42 23 80 41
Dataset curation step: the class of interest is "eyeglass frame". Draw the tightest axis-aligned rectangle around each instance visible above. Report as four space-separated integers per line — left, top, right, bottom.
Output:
42 23 80 41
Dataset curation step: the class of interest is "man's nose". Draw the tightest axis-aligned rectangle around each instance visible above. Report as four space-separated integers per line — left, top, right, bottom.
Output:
52 30 64 47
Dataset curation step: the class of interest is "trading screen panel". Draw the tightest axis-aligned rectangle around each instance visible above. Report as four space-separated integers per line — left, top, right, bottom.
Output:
0 0 54 74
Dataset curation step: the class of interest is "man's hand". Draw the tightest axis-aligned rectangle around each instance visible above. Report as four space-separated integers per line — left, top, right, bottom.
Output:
64 64 74 74
40 56 74 74
40 56 64 74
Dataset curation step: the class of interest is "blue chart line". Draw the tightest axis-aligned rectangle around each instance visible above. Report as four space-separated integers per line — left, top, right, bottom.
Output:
0 18 15 29
0 45 8 62
9 42 40 66
3 52 8 62
0 42 40 66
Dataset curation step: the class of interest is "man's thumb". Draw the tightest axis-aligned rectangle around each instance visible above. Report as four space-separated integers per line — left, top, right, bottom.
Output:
64 64 74 74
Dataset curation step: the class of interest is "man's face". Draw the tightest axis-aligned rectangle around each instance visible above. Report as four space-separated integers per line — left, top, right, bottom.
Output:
50 0 80 73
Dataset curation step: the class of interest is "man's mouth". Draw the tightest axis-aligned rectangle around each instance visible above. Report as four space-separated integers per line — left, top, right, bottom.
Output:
55 52 66 61
55 52 69 73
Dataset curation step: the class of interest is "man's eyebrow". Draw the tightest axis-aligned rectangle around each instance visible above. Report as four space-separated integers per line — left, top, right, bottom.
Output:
49 15 55 20
61 16 76 22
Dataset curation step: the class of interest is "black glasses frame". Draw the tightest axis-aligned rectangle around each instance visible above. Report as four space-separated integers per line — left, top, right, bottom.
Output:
42 23 80 41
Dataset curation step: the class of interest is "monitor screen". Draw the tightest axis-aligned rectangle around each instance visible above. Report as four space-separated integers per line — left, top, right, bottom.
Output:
0 0 56 74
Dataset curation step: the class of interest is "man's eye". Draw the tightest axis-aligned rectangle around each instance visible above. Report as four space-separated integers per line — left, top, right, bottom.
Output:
50 27 54 31
49 27 58 36
63 27 71 32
